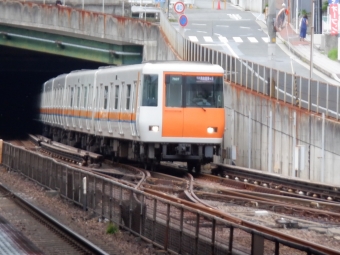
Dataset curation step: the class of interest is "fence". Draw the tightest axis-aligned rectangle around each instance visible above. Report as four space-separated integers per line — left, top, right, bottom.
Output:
0 141 330 255
159 11 340 120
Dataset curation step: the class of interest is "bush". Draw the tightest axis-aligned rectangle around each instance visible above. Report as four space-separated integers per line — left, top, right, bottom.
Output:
106 222 119 234
328 48 338 61
322 1 328 13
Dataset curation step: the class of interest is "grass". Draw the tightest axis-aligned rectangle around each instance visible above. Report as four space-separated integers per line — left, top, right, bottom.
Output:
106 222 119 234
328 48 338 61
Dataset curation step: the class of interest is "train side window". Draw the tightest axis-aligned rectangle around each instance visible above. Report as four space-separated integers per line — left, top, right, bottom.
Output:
165 75 182 107
114 85 119 110
126 84 131 110
142 74 158 106
76 86 80 108
104 86 108 110
83 86 88 108
70 87 74 107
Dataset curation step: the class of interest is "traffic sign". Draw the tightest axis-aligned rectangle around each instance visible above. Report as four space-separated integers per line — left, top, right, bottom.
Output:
174 2 185 14
179 14 188 27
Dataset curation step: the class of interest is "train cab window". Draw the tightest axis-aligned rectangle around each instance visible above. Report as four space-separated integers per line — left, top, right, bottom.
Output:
114 85 119 110
142 74 158 107
126 84 131 110
184 76 224 108
165 75 182 107
104 86 108 110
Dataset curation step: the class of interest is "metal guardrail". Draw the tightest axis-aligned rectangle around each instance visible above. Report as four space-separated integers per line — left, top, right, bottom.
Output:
159 11 340 120
1 142 333 255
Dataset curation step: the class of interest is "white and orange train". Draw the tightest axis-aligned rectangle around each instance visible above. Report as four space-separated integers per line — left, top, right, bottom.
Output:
39 61 225 173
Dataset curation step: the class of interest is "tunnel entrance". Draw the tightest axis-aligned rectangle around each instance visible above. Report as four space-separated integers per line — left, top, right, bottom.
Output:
0 45 103 140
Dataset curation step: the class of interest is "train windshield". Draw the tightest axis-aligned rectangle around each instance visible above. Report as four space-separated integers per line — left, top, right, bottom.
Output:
165 74 223 108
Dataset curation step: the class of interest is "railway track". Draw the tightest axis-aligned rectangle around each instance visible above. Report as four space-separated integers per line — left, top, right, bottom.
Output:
0 182 108 255
212 163 340 203
8 137 340 254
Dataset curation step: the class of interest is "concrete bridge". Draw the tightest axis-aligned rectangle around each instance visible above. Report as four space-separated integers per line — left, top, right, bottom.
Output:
1 0 340 186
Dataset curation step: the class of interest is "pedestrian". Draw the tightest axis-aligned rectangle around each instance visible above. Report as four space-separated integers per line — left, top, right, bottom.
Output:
299 15 308 41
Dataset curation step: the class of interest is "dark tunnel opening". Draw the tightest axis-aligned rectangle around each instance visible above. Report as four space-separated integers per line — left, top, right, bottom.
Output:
0 45 103 140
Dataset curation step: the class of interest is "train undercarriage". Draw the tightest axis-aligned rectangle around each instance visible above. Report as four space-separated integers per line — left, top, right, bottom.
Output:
43 126 221 174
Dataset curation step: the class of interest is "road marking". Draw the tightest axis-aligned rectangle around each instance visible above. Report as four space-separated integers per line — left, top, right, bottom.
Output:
188 36 198 42
218 36 228 43
197 31 207 33
240 26 250 29
262 37 269 43
203 36 213 42
233 37 243 43
216 25 229 27
192 23 206 26
248 37 258 43
227 14 242 20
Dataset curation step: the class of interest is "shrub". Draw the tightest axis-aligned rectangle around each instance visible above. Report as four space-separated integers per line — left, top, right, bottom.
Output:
106 222 119 234
328 48 338 61
322 1 328 13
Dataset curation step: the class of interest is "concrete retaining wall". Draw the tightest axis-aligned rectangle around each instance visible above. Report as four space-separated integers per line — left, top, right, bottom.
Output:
0 0 178 61
224 83 340 185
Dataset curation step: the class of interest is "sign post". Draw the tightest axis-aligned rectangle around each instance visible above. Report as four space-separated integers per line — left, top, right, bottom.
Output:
174 2 187 36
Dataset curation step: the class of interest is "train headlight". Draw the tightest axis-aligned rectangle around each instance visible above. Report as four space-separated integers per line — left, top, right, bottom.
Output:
149 125 159 132
207 127 217 134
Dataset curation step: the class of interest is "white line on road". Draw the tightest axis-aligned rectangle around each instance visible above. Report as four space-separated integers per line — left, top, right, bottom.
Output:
233 37 243 43
248 37 258 43
188 36 198 42
203 36 213 42
262 37 269 43
197 31 207 33
218 36 228 43
192 23 206 26
240 26 250 29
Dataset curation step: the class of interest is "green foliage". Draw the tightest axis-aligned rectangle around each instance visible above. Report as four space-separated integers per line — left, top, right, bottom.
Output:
263 4 268 13
322 1 328 12
299 9 309 17
328 48 338 61
106 222 119 234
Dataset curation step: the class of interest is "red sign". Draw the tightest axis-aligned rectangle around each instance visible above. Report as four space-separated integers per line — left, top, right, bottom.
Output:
330 3 339 35
174 2 185 14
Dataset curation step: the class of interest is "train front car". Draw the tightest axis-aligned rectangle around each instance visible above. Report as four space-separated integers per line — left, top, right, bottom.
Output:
139 62 225 174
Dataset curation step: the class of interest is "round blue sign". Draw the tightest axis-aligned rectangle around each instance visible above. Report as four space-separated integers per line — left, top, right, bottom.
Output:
179 15 188 27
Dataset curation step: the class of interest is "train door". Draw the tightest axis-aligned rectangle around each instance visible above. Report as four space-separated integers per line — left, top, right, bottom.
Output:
81 85 88 131
70 86 76 129
111 84 120 134
56 88 61 126
118 82 124 135
102 84 110 134
94 85 102 133
107 83 114 134
162 74 184 137
75 86 81 129
130 81 138 137
86 84 92 131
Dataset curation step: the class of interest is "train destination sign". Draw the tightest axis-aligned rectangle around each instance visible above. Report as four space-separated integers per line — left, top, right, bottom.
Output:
174 2 185 14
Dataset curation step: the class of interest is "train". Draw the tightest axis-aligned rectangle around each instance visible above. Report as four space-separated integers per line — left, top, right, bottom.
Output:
39 61 225 173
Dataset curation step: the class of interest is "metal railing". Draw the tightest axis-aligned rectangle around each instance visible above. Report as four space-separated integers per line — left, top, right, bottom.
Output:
159 11 340 120
0 142 331 255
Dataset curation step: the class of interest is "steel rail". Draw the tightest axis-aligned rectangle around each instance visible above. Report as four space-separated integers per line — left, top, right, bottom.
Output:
0 182 109 255
212 163 340 202
144 188 340 255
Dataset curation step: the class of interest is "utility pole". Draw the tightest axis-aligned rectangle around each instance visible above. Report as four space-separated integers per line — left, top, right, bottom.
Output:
267 0 276 59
